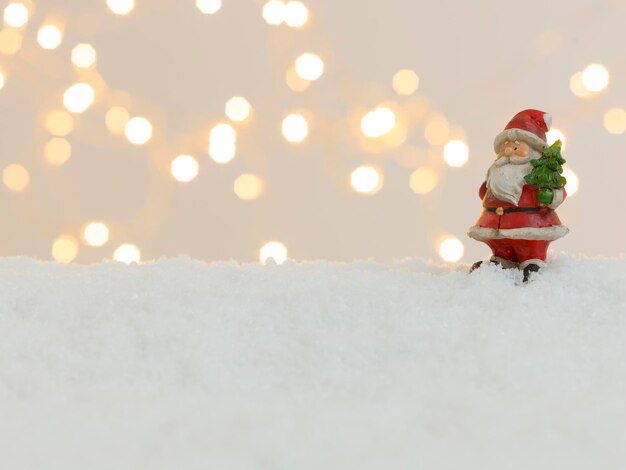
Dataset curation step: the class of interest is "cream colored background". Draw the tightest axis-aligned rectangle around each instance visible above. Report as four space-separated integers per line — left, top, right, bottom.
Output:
0 0 620 263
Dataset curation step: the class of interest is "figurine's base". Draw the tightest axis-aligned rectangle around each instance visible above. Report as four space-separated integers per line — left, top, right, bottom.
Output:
1 254 624 469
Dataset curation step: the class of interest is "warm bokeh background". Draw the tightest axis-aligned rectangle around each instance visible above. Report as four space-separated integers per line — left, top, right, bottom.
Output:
0 0 620 264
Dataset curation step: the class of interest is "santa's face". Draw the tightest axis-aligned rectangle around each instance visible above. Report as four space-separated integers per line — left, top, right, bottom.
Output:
487 139 539 205
498 139 530 159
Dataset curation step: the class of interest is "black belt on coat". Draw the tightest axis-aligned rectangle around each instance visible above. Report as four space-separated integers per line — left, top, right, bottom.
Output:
483 206 550 214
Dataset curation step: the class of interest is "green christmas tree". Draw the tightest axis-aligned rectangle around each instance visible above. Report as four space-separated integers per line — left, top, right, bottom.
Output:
524 140 568 205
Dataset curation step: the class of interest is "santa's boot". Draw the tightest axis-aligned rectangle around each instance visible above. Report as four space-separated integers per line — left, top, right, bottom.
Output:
522 263 541 283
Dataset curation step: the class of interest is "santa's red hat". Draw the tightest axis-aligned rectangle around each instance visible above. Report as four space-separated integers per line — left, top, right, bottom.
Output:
493 109 551 153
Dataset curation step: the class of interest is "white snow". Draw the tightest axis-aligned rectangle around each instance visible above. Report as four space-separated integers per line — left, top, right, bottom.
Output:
1 254 626 469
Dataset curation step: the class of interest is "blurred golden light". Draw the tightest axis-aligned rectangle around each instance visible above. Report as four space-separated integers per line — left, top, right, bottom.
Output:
603 108 626 135
37 25 63 50
284 1 309 28
83 222 110 247
71 43 97 69
438 237 464 263
234 174 263 200
360 107 396 138
0 71 4 90
281 114 309 143
350 166 383 194
45 109 74 136
105 106 130 135
382 122 407 148
0 28 22 54
125 117 153 145
107 0 135 15
569 71 591 99
3 2 29 27
581 64 609 93
209 123 237 163
443 140 469 167
392 69 419 96
260 241 288 265
171 155 199 182
63 83 95 114
546 128 566 151
563 168 579 196
409 167 438 195
52 235 79 264
295 53 324 81
44 138 72 166
2 164 29 192
262 0 286 25
425 116 450 145
114 244 141 264
225 96 251 122
285 67 310 92
196 0 221 14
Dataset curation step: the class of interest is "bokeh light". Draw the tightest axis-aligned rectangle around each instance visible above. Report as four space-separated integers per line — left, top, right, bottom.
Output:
44 138 72 166
360 107 396 138
71 43 97 69
234 174 263 200
285 67 310 92
260 241 288 265
392 69 419 96
209 123 237 163
114 244 141 264
52 235 79 264
409 167 438 195
603 108 626 135
295 53 324 81
225 96 252 122
581 64 609 93
350 166 383 195
563 168 579 196
569 71 591 98
425 115 450 145
105 106 131 135
2 164 29 192
284 1 309 28
107 0 135 15
63 83 95 114
439 237 464 263
282 114 309 143
0 28 23 54
262 0 286 25
3 2 29 28
45 109 74 136
37 25 63 50
546 128 566 151
196 0 222 14
83 222 110 247
0 71 4 90
125 117 153 145
443 140 469 167
171 155 199 182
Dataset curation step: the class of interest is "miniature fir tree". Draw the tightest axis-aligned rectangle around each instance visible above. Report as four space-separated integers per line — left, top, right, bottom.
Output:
524 140 568 205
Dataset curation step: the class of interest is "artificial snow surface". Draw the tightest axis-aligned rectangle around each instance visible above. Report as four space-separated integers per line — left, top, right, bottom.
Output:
1 254 626 469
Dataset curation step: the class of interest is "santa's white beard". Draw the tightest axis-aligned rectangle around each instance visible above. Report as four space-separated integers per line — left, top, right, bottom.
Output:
486 156 533 205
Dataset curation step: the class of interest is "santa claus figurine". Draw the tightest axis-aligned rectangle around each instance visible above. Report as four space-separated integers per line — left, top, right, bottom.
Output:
468 109 569 282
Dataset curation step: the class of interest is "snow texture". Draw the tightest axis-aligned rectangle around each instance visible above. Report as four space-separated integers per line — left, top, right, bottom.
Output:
1 254 626 469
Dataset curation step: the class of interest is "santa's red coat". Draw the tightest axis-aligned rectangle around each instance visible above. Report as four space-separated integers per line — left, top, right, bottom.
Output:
468 182 569 242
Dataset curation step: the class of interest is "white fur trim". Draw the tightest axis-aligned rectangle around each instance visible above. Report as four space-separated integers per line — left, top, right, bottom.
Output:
493 128 547 153
548 189 564 210
543 113 552 131
467 225 569 241
519 258 547 270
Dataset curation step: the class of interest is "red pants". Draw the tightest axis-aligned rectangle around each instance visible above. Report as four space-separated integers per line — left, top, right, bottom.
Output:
484 239 550 263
